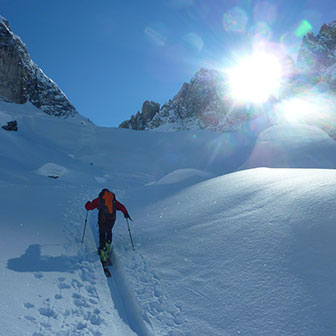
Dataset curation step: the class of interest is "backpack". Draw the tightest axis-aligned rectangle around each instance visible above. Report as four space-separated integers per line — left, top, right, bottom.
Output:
98 189 116 224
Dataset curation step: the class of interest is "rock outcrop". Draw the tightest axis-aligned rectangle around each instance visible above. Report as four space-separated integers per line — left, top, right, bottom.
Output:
121 20 336 133
297 20 336 85
119 68 253 132
2 120 17 131
119 100 160 130
0 16 77 118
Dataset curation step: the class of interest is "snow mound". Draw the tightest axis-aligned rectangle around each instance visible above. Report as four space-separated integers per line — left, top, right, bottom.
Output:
95 176 107 183
0 111 12 126
244 124 336 169
37 163 68 178
149 168 211 185
130 168 336 336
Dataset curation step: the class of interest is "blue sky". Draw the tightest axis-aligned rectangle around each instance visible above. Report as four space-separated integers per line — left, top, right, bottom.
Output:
2 0 336 127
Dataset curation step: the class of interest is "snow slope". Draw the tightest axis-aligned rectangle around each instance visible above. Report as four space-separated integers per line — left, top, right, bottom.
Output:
1 101 336 335
244 124 336 169
128 168 336 336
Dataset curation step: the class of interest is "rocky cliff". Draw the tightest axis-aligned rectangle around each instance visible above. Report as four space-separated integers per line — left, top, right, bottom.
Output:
0 16 77 118
119 68 254 132
121 20 336 133
297 20 336 88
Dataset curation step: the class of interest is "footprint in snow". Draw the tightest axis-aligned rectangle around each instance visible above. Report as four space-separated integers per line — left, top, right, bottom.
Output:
40 321 51 329
57 277 71 289
72 293 91 308
34 272 43 279
76 321 87 330
24 315 36 322
38 307 57 319
71 278 84 290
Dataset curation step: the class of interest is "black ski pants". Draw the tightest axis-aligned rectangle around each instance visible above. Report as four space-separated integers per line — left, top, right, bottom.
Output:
98 220 115 249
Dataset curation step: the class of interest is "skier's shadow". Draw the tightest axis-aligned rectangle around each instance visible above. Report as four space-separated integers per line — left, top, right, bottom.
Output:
7 244 79 273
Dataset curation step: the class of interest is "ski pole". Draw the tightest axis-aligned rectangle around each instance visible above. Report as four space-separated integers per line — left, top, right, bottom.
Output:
126 218 135 250
81 210 89 244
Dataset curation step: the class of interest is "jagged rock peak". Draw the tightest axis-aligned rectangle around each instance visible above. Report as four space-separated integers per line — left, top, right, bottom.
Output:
0 16 10 30
0 16 77 118
119 68 244 132
119 100 160 130
297 20 336 75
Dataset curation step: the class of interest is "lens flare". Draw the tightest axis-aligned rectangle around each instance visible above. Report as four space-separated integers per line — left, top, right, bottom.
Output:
227 52 282 104
144 26 167 46
223 7 248 33
250 21 272 40
295 20 313 37
274 93 336 128
182 33 203 52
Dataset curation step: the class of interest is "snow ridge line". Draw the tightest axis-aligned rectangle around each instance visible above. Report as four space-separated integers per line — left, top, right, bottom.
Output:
89 217 151 336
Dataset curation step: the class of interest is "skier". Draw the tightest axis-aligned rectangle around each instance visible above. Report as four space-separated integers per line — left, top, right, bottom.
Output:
85 188 131 263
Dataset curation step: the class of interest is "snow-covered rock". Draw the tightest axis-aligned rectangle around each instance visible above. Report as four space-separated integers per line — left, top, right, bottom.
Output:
0 16 77 118
1 120 17 131
119 68 255 132
297 20 336 86
119 100 160 130
120 20 336 134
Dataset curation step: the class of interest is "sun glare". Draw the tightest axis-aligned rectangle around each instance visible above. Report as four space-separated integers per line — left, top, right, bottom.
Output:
274 94 336 125
228 52 282 104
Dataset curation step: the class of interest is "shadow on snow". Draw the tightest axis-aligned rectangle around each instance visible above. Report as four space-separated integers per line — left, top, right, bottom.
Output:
7 244 80 273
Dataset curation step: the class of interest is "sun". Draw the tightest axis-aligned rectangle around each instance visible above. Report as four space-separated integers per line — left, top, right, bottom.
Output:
227 52 282 104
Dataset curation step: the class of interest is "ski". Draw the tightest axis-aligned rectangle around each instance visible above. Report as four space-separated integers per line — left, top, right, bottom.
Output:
101 261 111 277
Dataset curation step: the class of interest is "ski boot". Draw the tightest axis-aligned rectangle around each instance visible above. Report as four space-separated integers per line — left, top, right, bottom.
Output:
105 241 111 254
99 247 108 263
99 247 111 277
105 241 112 265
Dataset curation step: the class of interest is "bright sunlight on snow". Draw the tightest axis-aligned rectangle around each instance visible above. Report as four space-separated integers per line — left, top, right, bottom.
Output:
1 101 336 336
228 52 282 104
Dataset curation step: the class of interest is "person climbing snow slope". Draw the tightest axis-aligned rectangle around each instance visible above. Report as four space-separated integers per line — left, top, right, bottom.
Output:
85 188 131 263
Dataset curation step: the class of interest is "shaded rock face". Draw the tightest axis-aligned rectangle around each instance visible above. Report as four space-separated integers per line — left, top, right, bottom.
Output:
119 100 160 130
297 21 336 82
2 120 17 131
119 69 252 132
0 17 77 117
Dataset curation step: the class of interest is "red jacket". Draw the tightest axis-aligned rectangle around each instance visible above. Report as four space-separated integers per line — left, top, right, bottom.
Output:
85 197 129 218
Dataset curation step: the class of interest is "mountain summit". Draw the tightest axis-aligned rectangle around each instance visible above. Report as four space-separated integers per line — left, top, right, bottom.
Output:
121 21 336 133
297 20 336 86
0 16 77 118
119 68 253 132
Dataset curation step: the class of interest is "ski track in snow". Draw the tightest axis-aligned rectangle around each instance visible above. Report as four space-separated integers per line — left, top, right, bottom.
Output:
89 212 152 336
86 192 186 336
19 189 107 336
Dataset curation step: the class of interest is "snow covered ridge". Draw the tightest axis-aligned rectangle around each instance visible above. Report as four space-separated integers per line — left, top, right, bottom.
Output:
0 16 77 118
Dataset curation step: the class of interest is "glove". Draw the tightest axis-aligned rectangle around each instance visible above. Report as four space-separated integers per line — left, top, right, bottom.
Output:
85 201 90 210
124 213 132 221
